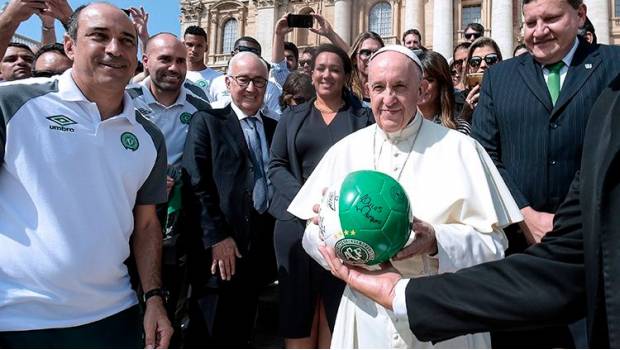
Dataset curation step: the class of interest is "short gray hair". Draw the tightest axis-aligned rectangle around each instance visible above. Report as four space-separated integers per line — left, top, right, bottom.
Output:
226 51 268 77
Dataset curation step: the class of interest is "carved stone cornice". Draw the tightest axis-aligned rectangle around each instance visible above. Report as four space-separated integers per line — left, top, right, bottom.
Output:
180 1 205 22
253 0 283 9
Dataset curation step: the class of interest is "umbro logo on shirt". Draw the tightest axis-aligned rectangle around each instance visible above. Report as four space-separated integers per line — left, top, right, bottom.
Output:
47 115 77 133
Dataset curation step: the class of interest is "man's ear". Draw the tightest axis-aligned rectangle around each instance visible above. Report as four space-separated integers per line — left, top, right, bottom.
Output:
64 34 75 61
577 4 587 28
225 75 232 91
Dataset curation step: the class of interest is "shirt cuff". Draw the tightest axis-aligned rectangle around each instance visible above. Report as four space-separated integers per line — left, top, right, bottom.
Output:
392 278 411 319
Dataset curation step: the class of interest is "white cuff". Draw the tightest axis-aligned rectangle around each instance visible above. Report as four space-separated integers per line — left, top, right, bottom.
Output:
392 278 411 320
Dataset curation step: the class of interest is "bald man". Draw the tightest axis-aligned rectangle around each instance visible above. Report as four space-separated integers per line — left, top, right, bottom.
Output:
128 33 210 166
127 34 210 344
182 52 278 348
0 3 172 348
287 45 522 348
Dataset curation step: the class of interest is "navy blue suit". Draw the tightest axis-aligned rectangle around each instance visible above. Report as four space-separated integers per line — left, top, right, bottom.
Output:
471 39 620 347
473 39 620 213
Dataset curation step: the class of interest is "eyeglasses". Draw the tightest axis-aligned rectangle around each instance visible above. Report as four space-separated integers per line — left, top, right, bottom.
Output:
299 59 311 67
358 49 378 59
468 53 499 68
464 32 482 40
229 75 268 88
32 70 64 78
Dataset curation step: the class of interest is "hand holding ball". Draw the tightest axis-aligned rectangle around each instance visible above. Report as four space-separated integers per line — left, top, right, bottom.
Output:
318 170 411 265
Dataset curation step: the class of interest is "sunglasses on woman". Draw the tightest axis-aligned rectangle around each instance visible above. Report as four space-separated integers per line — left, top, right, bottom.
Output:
468 53 499 68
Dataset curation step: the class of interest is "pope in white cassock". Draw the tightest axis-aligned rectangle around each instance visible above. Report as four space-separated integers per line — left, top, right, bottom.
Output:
287 45 524 348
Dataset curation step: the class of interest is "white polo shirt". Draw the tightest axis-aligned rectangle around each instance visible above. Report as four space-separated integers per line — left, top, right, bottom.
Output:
128 78 210 166
0 70 167 331
207 74 282 120
185 67 223 101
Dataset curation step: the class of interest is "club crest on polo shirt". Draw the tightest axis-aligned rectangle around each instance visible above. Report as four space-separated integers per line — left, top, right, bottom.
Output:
180 112 192 125
47 115 77 133
197 80 208 88
121 132 139 151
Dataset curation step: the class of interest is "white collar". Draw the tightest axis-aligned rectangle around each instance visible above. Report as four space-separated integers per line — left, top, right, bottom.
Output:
58 69 137 125
230 101 263 123
377 112 423 144
140 77 187 108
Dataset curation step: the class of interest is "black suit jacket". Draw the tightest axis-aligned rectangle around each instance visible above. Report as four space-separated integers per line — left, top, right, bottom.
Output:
472 39 620 212
182 104 277 254
268 96 374 220
405 73 620 348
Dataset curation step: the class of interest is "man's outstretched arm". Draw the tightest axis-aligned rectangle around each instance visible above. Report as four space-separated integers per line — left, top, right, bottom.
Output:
321 171 586 342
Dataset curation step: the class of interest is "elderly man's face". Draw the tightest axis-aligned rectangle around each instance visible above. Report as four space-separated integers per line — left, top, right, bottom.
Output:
226 53 268 116
523 0 585 65
145 34 187 92
367 52 427 133
1 46 34 81
65 4 138 91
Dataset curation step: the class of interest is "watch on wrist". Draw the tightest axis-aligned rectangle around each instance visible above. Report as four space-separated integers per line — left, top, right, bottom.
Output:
142 288 169 304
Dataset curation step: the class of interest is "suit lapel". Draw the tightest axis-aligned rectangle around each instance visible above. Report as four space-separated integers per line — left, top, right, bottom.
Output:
518 54 553 112
552 41 601 116
221 105 250 159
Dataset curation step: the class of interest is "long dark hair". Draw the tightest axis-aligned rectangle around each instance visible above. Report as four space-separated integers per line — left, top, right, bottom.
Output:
419 51 457 130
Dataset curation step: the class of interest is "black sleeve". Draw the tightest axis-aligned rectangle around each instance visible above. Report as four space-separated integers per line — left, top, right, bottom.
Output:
406 171 585 342
0 108 5 164
182 112 232 248
471 69 530 208
267 113 303 218
136 116 168 205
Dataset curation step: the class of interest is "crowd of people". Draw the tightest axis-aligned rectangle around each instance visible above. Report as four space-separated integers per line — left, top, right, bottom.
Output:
0 0 619 348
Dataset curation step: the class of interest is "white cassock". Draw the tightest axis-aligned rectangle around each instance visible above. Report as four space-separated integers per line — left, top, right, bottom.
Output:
288 114 523 349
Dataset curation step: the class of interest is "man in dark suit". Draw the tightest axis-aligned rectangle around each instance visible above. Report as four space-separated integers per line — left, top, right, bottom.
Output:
470 0 620 346
181 52 277 348
318 71 620 348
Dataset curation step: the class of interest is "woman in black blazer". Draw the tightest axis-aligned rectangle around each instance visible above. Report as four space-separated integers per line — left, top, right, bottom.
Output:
268 44 374 348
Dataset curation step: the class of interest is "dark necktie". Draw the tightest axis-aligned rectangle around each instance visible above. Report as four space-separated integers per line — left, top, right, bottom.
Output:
242 116 268 213
546 61 565 105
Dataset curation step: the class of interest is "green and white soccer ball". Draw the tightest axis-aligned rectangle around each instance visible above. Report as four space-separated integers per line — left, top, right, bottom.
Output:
318 170 412 266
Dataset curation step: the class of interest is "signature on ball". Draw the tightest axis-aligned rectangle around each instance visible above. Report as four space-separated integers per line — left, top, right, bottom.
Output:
355 194 383 224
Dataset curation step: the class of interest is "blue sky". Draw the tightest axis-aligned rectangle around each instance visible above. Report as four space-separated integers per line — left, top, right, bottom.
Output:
15 0 180 41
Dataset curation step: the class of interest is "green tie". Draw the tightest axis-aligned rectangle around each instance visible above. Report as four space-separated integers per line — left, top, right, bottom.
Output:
546 61 564 105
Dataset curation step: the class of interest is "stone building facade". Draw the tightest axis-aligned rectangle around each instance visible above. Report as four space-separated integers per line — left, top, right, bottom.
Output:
179 0 619 69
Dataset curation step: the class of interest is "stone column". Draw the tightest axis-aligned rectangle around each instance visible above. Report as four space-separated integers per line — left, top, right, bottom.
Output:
334 0 352 45
432 0 452 58
255 0 278 62
584 0 610 44
404 0 424 39
491 0 513 58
